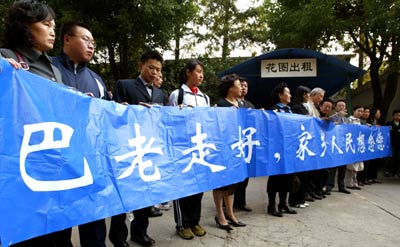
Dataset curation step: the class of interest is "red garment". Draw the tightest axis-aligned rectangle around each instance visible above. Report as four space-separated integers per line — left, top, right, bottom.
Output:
190 87 198 95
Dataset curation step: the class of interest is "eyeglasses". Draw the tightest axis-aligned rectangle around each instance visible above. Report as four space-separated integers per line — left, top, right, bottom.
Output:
69 34 96 48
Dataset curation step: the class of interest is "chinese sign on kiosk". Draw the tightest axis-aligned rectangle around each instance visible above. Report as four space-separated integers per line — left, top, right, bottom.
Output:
261 58 317 78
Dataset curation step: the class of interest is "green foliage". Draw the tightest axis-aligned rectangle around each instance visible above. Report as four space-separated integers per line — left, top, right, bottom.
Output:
0 0 256 102
260 0 400 120
0 0 15 46
195 0 261 60
45 0 187 88
261 0 335 50
162 56 248 104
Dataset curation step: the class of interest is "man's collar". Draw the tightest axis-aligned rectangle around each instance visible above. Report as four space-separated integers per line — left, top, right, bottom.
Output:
59 52 87 70
276 102 289 108
139 75 152 86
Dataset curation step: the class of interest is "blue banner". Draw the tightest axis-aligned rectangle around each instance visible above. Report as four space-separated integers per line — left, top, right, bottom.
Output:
0 59 391 246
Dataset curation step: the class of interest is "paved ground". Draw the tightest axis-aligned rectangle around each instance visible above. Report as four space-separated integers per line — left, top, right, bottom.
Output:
68 173 400 247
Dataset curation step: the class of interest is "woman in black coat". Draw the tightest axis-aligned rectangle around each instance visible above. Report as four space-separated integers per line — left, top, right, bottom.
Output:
213 74 246 231
288 86 312 208
267 83 297 217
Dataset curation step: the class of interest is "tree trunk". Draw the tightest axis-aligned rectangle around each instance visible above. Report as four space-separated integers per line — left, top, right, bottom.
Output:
381 39 400 120
381 70 399 120
107 44 119 83
120 36 129 79
174 31 180 61
369 59 383 111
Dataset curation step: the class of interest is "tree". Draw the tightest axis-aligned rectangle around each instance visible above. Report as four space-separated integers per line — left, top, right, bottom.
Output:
0 0 21 45
46 0 185 89
196 0 259 61
333 0 400 119
0 0 260 98
259 0 335 50
164 0 201 91
259 0 400 120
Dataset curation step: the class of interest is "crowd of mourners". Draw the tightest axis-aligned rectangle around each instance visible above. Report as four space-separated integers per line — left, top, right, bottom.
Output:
1 1 400 247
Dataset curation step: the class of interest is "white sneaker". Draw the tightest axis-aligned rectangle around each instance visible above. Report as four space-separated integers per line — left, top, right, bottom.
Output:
157 202 171 210
303 203 310 207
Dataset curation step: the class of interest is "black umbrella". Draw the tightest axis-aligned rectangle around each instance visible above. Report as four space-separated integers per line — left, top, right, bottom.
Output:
218 48 366 108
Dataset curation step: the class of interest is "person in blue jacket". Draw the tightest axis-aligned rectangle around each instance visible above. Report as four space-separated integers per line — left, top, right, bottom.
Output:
52 21 110 100
53 21 130 247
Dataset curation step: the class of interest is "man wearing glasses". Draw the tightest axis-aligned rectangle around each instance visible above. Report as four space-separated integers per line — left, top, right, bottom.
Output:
52 21 106 99
52 21 127 247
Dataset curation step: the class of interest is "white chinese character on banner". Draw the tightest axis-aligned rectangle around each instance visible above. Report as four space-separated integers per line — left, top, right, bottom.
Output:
331 136 344 154
296 125 316 161
320 131 329 157
357 132 366 153
182 123 226 173
368 133 375 152
114 124 163 182
20 122 93 191
376 131 385 151
346 133 355 154
231 126 260 163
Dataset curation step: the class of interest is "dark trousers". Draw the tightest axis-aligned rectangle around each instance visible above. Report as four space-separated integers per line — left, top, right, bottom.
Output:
386 147 400 175
311 169 323 194
289 172 305 205
130 207 152 236
109 213 128 246
367 158 382 180
303 171 312 195
327 165 346 190
173 192 203 230
10 229 72 247
79 219 106 247
321 168 329 189
357 160 369 183
267 191 287 209
233 178 249 207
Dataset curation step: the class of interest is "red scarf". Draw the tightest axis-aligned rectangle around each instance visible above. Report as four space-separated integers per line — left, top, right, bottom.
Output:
190 87 198 95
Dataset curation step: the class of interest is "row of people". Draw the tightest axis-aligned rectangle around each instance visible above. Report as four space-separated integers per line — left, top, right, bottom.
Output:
1 1 396 247
0 2 252 246
267 83 394 216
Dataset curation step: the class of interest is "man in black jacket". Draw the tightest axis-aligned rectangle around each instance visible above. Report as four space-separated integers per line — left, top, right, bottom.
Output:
385 109 400 177
112 50 166 247
53 21 117 247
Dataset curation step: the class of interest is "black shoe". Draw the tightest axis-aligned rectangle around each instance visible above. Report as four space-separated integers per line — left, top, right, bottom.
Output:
267 206 283 217
131 233 154 247
234 204 252 212
144 234 155 244
384 172 392 177
315 192 326 198
149 206 163 217
214 216 233 232
323 191 331 195
372 179 382 184
278 204 297 214
304 195 315 202
268 210 283 217
113 241 130 247
310 193 323 200
224 213 246 227
338 189 351 194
